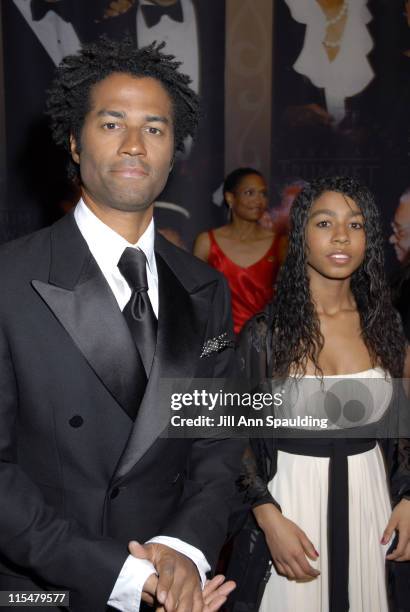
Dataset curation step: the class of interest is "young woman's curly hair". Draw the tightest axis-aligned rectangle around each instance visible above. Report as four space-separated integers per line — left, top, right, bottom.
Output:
46 36 200 179
270 176 406 378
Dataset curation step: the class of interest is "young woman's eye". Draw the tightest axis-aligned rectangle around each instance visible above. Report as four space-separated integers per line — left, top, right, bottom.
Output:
316 220 330 228
350 222 363 230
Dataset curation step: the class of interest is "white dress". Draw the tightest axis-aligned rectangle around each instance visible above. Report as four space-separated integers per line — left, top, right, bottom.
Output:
260 368 393 612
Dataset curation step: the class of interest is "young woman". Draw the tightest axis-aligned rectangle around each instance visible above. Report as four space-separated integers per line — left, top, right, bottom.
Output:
232 177 410 611
193 168 286 334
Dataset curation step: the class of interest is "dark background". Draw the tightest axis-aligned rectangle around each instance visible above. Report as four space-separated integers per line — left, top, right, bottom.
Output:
0 0 409 270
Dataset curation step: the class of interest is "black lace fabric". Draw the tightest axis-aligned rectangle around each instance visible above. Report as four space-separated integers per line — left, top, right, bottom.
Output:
391 438 410 502
235 308 280 510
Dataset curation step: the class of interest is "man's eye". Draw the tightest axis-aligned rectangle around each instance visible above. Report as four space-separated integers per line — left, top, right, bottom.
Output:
146 126 162 135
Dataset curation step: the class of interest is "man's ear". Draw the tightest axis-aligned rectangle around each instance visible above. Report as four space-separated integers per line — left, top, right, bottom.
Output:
70 134 80 164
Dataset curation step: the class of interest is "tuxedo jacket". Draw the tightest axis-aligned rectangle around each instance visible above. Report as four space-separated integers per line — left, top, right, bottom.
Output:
0 211 243 610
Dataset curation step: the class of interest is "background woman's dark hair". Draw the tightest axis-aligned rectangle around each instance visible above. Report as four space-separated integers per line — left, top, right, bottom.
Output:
223 167 263 202
270 176 406 378
46 36 200 180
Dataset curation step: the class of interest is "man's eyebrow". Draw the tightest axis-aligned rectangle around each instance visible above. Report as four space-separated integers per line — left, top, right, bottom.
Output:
96 109 126 119
95 111 170 124
309 208 363 218
145 115 170 125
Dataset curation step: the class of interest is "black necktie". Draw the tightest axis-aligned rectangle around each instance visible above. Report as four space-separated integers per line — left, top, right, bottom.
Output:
118 247 157 379
141 1 183 28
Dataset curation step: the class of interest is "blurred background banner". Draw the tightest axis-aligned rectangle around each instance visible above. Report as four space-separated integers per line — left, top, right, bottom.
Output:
1 0 226 246
271 0 410 270
0 2 6 219
0 0 409 267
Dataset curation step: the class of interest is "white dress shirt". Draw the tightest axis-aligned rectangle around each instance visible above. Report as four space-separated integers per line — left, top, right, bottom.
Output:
74 200 210 611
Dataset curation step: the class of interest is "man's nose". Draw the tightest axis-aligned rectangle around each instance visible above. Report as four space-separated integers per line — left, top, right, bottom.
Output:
119 129 146 156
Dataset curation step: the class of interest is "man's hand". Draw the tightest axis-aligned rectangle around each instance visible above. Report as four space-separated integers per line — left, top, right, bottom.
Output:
129 541 203 611
131 541 235 611
155 576 236 612
202 575 236 611
142 573 159 607
128 541 158 606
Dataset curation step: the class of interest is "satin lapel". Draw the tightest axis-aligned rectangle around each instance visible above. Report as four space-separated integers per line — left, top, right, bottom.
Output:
31 212 139 420
113 249 216 480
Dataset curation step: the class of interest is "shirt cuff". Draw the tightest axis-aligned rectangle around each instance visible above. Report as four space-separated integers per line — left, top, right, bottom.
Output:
108 555 157 612
146 535 211 588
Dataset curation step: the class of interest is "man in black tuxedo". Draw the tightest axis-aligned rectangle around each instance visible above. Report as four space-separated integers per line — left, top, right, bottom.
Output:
0 37 242 611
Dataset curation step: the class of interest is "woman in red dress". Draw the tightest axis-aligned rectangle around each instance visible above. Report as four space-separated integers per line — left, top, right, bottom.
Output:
194 168 287 334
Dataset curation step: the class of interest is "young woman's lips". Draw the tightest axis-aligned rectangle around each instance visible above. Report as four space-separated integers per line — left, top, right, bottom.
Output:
327 252 351 265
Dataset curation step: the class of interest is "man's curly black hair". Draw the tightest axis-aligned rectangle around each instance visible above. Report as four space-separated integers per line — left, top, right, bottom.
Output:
270 176 406 378
46 36 200 179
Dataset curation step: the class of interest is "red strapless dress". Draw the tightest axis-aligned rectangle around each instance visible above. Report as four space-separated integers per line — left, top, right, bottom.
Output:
207 230 285 334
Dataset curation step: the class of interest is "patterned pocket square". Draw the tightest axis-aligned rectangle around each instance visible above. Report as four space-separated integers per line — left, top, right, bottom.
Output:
200 332 235 358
